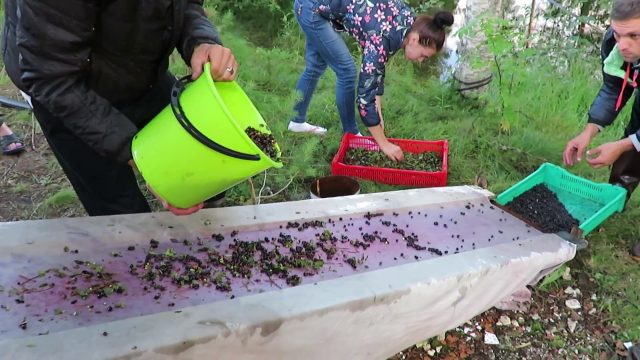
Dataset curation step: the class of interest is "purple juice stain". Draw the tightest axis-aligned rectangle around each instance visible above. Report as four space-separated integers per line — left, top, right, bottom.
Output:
0 198 539 339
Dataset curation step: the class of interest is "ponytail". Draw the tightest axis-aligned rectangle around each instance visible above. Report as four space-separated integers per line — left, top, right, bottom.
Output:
411 11 454 50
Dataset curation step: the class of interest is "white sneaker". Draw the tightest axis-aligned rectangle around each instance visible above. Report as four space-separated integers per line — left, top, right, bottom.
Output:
350 132 379 150
288 121 328 135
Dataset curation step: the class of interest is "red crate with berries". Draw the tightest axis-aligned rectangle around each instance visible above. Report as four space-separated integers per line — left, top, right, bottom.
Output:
331 133 448 187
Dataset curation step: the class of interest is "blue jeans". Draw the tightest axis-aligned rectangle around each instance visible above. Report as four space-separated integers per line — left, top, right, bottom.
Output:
292 0 359 134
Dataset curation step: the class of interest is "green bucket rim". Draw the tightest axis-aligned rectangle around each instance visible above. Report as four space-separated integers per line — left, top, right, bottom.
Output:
195 63 282 167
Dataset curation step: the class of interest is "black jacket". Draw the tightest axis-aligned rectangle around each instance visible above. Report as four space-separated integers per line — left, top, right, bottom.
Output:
2 0 221 163
588 28 639 140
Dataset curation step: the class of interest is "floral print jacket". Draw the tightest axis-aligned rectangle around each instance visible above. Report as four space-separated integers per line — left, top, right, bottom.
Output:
317 0 414 126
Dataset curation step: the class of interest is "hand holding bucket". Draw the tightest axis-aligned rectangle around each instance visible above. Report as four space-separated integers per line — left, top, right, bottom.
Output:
129 159 204 215
146 183 204 216
190 43 238 82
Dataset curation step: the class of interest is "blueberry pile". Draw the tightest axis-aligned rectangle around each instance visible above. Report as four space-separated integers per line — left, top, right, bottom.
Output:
505 184 579 233
245 126 279 161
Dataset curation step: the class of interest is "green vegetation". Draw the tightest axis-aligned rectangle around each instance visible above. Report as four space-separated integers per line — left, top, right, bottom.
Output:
42 188 79 209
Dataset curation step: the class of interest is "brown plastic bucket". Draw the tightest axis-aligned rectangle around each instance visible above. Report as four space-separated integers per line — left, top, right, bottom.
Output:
309 176 360 199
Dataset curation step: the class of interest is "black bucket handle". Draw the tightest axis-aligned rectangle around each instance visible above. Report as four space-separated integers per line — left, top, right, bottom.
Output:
170 75 261 161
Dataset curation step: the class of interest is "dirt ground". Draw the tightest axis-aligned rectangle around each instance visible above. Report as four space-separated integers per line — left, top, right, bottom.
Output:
390 258 629 360
0 83 88 221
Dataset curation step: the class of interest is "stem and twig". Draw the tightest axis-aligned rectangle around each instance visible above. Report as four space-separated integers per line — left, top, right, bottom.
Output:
256 171 268 205
18 270 50 286
266 275 282 289
526 0 536 48
17 270 56 294
248 177 257 205
31 112 36 151
258 176 295 201
0 162 16 182
494 55 503 88
493 54 505 115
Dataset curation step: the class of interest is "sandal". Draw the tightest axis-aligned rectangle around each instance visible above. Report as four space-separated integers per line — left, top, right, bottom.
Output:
1 133 26 155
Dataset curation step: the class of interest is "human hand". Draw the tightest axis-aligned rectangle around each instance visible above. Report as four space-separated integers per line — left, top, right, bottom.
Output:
380 141 404 162
586 139 633 169
146 184 203 216
563 125 599 166
191 43 238 81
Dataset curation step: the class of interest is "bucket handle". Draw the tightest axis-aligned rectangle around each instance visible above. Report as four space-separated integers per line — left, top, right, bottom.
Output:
170 75 261 161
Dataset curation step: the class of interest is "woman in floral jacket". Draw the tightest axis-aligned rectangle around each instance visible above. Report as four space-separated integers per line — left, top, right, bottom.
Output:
288 0 453 161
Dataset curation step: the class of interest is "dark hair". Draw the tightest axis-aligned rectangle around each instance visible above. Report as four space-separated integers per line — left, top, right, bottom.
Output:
612 0 640 21
411 11 454 51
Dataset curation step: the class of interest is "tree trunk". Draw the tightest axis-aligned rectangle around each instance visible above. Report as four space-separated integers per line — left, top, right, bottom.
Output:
526 0 536 48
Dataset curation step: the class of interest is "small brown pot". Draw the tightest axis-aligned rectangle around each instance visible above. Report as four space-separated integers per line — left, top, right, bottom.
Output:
309 176 360 199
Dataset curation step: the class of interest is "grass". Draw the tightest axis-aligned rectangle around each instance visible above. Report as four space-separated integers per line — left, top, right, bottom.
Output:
0 4 638 344
9 182 28 194
42 188 78 209
550 336 566 349
586 205 640 340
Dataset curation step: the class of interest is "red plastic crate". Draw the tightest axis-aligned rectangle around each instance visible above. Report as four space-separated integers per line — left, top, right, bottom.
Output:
331 133 448 187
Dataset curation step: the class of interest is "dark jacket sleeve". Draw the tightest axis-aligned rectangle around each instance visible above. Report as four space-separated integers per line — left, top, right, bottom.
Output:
177 0 222 65
587 28 635 128
17 0 137 164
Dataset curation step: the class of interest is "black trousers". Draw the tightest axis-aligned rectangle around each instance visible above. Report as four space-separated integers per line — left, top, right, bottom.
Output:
31 73 176 216
609 148 640 200
610 94 640 201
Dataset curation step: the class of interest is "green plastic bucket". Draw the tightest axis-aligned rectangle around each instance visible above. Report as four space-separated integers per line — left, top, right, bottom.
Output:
131 64 282 208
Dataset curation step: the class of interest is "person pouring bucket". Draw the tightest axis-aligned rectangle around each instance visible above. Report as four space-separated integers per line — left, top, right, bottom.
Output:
288 0 453 161
2 0 239 216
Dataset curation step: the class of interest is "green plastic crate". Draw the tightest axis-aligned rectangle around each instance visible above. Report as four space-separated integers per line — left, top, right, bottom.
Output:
495 162 627 236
